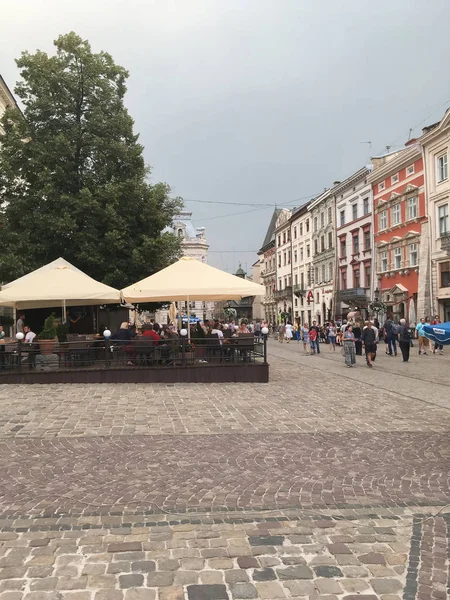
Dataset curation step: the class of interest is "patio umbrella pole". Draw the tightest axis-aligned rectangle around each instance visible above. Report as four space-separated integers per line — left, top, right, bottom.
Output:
187 296 190 341
62 299 66 323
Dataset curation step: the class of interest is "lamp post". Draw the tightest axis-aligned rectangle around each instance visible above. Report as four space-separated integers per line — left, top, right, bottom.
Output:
103 329 111 368
180 328 188 366
261 326 269 364
16 332 24 371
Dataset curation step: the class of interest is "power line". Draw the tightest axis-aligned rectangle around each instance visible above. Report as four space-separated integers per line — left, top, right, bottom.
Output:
200 205 272 222
183 191 321 210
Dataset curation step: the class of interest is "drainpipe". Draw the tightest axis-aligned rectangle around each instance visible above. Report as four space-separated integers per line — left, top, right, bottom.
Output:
420 141 434 317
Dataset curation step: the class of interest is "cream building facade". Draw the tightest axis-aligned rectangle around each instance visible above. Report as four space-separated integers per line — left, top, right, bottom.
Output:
334 167 374 320
420 112 450 321
308 190 336 324
258 209 281 326
274 209 293 321
0 75 19 134
290 203 313 325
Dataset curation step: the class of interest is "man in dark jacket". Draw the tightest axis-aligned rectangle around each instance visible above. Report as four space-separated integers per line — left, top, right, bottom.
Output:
397 318 411 362
309 321 320 354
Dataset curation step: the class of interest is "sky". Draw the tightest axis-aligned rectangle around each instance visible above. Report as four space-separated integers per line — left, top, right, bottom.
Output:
2 0 450 272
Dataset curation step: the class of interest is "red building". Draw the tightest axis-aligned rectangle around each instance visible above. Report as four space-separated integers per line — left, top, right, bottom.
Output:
368 142 428 324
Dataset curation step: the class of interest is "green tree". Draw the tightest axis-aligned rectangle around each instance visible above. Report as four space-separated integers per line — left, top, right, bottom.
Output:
0 32 182 287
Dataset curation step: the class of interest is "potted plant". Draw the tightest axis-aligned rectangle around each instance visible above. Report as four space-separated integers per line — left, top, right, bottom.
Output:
38 313 58 355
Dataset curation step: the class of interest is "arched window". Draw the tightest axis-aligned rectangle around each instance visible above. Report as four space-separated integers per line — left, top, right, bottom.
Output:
177 228 183 238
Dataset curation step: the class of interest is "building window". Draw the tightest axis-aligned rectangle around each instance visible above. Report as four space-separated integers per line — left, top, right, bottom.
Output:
278 235 281 247
352 204 358 221
320 236 325 252
283 232 286 244
407 197 418 219
379 210 387 230
365 264 371 288
294 250 298 263
306 245 310 258
328 207 332 223
379 181 385 192
278 255 281 268
341 269 347 290
316 292 320 303
295 274 298 285
307 269 311 286
438 204 449 235
394 247 402 269
300 223 303 236
352 233 359 254
440 261 450 287
314 267 318 283
392 203 401 226
300 247 304 261
321 264 326 282
363 197 369 215
329 262 333 281
328 231 333 248
340 238 346 258
306 219 309 232
314 239 318 255
340 210 345 226
314 217 318 232
300 273 304 287
409 243 418 267
288 251 291 264
287 229 291 242
437 153 448 183
381 250 388 272
391 173 399 185
320 212 325 228
293 227 297 240
283 252 286 266
278 278 282 290
407 165 415 176
354 268 360 288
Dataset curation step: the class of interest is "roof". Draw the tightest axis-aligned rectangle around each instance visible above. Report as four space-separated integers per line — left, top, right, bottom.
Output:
260 208 281 250
0 74 20 111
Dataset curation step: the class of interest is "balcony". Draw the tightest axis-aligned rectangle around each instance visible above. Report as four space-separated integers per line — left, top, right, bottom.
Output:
274 286 292 300
440 232 450 252
293 284 306 297
338 287 369 306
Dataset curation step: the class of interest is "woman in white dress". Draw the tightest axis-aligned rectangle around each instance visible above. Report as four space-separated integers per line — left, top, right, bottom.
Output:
284 322 294 343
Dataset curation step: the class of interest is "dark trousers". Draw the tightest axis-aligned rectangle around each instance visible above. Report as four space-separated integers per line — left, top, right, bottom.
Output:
355 340 363 355
399 341 410 362
387 335 397 355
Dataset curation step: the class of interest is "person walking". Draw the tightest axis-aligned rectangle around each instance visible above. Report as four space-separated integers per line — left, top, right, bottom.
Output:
353 321 363 356
343 325 356 367
384 317 398 356
431 315 444 355
277 322 285 343
361 320 377 367
328 321 337 352
284 322 293 343
309 326 318 355
309 321 320 354
415 318 429 355
398 318 411 362
301 323 310 355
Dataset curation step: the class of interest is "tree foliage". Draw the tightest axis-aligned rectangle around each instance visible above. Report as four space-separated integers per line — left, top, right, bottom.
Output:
0 32 182 287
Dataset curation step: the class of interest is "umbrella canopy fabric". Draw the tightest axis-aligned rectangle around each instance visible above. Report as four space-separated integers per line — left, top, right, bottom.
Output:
0 257 121 309
422 322 450 346
121 257 265 302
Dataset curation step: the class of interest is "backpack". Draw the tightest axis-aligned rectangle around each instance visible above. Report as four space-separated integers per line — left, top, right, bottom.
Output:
309 329 317 341
392 323 400 335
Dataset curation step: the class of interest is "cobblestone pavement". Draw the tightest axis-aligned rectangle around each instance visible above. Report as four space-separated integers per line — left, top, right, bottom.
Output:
0 348 448 599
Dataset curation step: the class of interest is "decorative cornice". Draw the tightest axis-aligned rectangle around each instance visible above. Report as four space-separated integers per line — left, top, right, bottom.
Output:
367 145 421 184
331 167 371 197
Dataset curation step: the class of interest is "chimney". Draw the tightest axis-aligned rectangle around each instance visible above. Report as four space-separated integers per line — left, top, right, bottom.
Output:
405 138 418 147
333 181 341 186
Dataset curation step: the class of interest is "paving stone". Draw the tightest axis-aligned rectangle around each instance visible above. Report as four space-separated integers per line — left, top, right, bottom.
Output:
180 558 204 570
87 576 117 589
248 537 284 547
229 583 258 599
0 593 24 600
358 553 386 565
309 556 337 566
343 596 378 600
107 543 141 554
367 565 398 577
59 594 91 600
259 558 280 568
0 582 26 592
82 563 107 575
225 571 249 584
173 571 198 585
281 581 315 596
276 566 313 580
29 540 50 548
146 572 174 587
118 574 144 589
341 579 371 592
254 581 286 599
315 579 343 594
385 554 407 565
341 566 369 578
313 566 343 578
158 587 184 600
23 594 59 600
56 578 88 591
370 579 403 594
124 591 156 600
130 561 155 573
187 585 229 600
200 572 224 584
252 569 276 581
157 559 179 571
0 567 27 579
29 580 58 592
237 557 259 569
327 543 352 555
94 591 124 600
107 562 130 575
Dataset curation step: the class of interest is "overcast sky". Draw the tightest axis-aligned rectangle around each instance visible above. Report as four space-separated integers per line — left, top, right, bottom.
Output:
2 0 450 272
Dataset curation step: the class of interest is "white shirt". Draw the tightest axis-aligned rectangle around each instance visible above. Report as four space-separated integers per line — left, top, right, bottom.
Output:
211 328 224 345
25 331 36 343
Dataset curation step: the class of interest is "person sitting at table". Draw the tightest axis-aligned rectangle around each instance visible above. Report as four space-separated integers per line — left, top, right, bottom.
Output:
24 325 36 344
141 323 161 342
238 321 250 334
111 322 136 365
0 325 5 370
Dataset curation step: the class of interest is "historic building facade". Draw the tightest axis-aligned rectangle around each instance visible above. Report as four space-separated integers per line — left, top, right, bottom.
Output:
334 167 374 320
420 112 450 321
290 203 312 326
308 190 336 324
274 209 293 321
258 209 281 325
368 144 427 324
0 75 19 135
